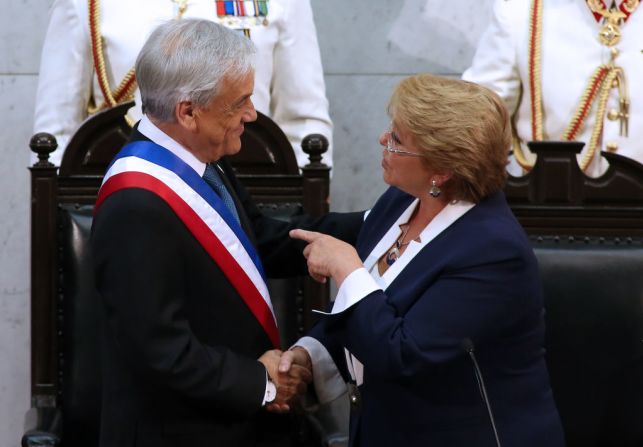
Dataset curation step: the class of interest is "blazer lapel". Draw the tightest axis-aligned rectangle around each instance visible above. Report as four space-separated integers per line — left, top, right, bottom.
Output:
356 187 416 260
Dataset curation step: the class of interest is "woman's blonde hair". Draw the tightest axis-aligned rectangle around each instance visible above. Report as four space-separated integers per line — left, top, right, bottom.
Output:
388 74 511 203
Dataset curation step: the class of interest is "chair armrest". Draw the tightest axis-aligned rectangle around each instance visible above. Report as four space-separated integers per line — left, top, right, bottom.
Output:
21 407 61 447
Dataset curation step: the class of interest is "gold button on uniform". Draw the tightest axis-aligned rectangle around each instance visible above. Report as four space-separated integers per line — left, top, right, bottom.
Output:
606 141 619 152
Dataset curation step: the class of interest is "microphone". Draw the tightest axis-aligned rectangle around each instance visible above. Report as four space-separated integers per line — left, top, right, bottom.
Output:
462 338 502 447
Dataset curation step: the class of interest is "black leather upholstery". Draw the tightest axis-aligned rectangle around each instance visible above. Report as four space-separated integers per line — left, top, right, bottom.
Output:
59 206 102 446
533 237 643 447
504 142 643 447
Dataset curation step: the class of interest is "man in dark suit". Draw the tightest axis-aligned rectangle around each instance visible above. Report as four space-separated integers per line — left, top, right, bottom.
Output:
91 18 361 447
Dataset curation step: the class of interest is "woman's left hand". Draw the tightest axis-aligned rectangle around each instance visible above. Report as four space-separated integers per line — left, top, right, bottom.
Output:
290 229 363 287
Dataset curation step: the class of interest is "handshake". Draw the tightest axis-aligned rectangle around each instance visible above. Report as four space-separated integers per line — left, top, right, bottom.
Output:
258 347 313 413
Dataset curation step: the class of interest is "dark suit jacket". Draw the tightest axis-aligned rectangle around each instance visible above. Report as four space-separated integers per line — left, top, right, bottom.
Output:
91 130 362 447
312 187 565 447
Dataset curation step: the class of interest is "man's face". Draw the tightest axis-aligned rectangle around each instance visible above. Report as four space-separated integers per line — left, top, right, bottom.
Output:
190 72 257 162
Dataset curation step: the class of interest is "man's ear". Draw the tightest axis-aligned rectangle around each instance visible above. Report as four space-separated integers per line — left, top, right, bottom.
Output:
175 101 198 132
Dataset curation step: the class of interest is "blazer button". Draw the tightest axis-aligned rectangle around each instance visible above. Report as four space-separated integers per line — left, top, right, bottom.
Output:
348 383 361 411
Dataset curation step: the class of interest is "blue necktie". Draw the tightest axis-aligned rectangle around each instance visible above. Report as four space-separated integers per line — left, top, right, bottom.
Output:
203 163 241 225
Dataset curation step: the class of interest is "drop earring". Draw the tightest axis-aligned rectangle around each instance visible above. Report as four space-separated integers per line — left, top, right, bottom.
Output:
429 179 441 198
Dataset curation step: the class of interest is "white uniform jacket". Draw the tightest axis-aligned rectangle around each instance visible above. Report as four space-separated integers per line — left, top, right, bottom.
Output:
34 0 333 168
463 0 643 176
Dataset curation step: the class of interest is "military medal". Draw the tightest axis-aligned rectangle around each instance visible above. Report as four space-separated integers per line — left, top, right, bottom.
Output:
586 0 638 137
598 21 621 46
587 0 639 47
215 1 270 35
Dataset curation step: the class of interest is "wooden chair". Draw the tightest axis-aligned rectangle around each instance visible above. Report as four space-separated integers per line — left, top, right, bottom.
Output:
505 142 643 447
23 102 334 446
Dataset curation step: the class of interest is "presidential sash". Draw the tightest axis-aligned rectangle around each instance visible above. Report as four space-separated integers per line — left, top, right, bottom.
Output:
95 141 280 348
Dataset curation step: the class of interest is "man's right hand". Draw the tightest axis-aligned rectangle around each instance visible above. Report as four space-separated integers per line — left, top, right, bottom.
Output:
258 348 312 412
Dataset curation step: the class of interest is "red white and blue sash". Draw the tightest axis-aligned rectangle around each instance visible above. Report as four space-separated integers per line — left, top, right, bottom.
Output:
96 141 280 348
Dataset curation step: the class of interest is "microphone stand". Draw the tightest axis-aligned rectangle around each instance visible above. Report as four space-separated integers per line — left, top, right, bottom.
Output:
462 338 502 447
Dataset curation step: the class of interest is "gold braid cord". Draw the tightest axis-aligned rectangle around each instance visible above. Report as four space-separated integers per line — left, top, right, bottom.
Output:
580 68 622 170
88 0 137 114
562 65 611 171
513 0 544 171
521 0 633 173
528 0 544 142
562 65 609 141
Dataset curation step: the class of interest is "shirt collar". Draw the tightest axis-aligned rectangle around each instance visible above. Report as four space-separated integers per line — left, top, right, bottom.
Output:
137 115 207 177
362 198 475 282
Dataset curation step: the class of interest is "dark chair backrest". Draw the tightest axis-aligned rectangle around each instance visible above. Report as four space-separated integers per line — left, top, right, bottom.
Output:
59 205 101 446
505 142 643 447
26 102 331 446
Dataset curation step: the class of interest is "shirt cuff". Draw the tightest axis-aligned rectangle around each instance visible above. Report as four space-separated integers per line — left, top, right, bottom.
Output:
295 336 347 404
330 267 381 314
262 370 276 405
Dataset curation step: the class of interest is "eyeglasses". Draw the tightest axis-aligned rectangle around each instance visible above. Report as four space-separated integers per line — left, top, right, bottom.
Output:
385 127 423 157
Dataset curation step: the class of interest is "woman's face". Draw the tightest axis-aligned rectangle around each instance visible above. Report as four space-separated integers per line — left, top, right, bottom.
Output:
378 120 433 197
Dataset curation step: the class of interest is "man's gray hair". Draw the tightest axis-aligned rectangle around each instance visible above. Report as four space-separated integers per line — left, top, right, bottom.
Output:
135 19 256 122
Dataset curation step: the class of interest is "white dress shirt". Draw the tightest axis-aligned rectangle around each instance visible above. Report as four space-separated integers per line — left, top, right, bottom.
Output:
138 116 206 176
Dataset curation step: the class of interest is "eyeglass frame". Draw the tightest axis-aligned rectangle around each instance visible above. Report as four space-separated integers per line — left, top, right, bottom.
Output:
385 125 424 157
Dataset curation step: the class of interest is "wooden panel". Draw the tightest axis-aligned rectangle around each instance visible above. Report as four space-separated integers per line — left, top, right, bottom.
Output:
505 142 643 236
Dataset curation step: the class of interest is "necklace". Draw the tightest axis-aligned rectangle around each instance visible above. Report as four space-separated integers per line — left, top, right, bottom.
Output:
385 224 416 266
